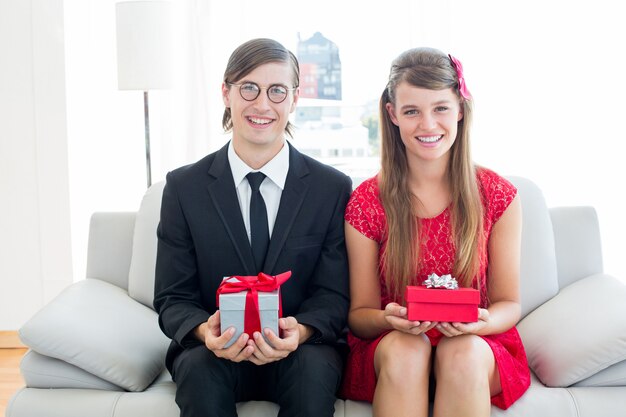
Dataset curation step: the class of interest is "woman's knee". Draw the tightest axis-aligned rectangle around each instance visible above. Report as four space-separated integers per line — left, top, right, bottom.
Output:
434 336 493 384
375 331 432 382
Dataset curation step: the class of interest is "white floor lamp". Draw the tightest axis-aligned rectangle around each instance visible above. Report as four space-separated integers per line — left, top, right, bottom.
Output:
115 1 172 188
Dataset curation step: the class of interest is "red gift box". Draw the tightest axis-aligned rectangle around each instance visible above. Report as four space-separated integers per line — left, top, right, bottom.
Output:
405 285 479 322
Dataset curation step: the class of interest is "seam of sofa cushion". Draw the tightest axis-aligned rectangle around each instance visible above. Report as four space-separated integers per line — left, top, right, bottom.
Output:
5 387 26 416
564 387 581 417
109 392 124 417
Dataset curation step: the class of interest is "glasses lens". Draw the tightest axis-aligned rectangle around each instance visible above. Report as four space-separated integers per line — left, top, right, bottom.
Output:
239 83 260 101
268 85 288 103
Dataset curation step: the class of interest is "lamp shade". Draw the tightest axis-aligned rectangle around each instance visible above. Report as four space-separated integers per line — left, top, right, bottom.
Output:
116 1 172 90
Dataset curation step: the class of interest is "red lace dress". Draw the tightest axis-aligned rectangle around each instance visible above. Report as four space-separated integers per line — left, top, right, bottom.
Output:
339 168 530 409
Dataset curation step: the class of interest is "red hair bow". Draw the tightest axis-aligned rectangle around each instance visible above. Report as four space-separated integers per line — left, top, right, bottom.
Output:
448 54 471 100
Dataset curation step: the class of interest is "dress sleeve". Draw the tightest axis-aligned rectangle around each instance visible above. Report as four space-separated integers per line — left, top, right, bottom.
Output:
478 168 518 224
344 177 384 242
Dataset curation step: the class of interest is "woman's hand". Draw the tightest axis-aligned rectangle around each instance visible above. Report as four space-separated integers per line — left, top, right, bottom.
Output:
383 302 438 335
436 308 490 337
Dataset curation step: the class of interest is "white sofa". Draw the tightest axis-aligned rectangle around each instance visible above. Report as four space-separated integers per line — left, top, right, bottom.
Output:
7 176 626 417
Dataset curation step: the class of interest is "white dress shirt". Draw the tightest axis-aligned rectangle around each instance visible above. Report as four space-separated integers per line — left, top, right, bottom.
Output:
228 141 289 242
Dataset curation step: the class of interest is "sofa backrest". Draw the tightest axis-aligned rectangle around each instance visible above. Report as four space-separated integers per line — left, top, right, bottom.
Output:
549 206 603 289
126 177 562 318
508 176 560 317
128 181 165 309
86 212 136 290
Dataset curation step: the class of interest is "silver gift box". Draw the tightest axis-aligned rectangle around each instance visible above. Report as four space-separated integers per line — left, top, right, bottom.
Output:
219 286 280 348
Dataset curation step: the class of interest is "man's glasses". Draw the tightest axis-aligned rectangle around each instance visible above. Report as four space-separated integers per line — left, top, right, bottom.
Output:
228 82 296 104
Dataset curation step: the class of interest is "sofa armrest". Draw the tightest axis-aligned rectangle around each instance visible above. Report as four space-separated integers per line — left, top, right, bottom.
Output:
550 206 603 289
87 212 136 290
19 279 170 392
517 273 626 387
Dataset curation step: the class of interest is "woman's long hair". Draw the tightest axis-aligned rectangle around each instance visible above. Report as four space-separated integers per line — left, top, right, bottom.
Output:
378 47 484 303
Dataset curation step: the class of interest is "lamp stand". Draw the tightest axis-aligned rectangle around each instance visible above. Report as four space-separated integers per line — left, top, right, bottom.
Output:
143 90 152 188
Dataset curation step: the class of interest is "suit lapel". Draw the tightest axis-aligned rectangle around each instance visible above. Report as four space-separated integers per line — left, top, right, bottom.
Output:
264 143 309 272
206 144 256 274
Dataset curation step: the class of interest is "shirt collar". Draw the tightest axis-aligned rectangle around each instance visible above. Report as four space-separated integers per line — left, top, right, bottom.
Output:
228 141 290 190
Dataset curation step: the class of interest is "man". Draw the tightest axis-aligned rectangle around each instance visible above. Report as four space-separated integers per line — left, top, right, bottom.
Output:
153 38 352 417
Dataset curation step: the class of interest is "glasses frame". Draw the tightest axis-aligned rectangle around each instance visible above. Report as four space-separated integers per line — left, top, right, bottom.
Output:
228 82 297 104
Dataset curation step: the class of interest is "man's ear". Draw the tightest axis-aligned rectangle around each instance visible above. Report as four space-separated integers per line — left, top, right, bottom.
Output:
289 87 300 113
222 83 230 107
386 102 399 126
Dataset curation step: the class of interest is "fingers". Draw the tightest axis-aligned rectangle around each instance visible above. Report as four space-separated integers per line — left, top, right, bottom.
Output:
209 330 254 362
384 302 407 318
436 322 463 337
247 333 279 365
478 308 490 322
385 314 417 330
205 311 221 337
230 340 255 362
437 308 489 337
408 320 436 334
202 312 254 362
279 316 298 331
252 328 298 363
384 302 436 335
205 325 229 348
205 311 240 349
435 307 490 338
385 314 434 335
437 321 475 337
248 317 300 365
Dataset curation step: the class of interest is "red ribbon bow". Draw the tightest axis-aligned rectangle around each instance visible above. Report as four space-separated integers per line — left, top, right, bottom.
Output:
448 54 471 100
216 271 292 337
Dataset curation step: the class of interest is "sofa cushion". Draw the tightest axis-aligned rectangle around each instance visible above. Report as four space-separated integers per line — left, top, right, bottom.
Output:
517 273 626 387
19 278 170 392
483 374 579 417
128 181 165 309
20 350 122 391
573 359 626 387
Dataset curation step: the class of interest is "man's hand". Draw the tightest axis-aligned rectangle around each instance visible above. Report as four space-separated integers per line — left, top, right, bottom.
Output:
246 316 303 366
195 310 254 362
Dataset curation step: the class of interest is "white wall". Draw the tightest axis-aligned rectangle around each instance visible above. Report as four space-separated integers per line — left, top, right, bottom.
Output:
64 0 152 284
0 0 73 329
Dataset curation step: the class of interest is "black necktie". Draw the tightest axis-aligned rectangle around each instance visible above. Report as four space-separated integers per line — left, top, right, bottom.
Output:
246 172 269 272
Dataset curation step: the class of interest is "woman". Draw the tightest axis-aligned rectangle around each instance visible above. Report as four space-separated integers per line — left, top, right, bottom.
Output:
339 48 530 416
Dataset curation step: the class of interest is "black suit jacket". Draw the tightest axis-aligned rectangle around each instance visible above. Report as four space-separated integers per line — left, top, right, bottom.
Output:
153 142 352 371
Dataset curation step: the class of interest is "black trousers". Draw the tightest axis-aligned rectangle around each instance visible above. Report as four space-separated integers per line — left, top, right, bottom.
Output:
171 343 343 417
